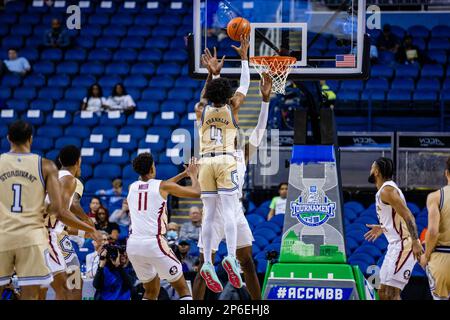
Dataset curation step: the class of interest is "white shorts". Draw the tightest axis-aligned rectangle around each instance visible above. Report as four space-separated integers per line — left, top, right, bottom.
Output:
198 203 254 252
380 239 416 291
47 229 67 275
57 234 80 272
127 236 183 283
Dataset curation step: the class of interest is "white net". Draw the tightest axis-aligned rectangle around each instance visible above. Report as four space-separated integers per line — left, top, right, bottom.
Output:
250 56 297 95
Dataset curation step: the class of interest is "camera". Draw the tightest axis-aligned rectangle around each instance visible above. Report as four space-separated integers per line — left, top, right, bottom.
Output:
103 244 126 261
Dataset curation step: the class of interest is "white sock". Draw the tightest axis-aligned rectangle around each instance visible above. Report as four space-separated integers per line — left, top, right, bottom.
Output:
219 193 238 257
201 196 218 264
179 295 193 300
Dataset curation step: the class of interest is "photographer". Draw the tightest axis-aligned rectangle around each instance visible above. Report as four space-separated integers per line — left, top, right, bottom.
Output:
93 244 136 300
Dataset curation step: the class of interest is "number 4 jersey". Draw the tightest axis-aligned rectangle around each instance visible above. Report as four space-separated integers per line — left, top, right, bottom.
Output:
0 152 47 251
127 179 167 238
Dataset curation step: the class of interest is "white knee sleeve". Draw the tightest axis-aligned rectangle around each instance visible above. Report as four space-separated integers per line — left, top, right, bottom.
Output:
201 196 218 264
219 193 239 257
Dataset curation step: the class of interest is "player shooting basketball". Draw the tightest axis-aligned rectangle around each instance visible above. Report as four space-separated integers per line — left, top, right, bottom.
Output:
194 35 250 293
193 46 272 299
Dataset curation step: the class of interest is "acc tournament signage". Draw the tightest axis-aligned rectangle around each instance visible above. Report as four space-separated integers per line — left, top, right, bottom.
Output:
279 145 346 263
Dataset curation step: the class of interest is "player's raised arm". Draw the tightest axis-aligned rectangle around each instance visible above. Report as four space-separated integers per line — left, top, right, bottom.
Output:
245 72 272 163
380 186 423 259
196 48 226 121
160 158 201 199
230 34 250 119
43 158 102 242
420 190 441 268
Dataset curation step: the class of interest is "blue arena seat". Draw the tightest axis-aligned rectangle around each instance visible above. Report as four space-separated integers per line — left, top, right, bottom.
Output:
391 77 414 90
121 36 145 49
83 135 110 152
113 48 138 62
65 88 86 100
38 87 64 100
23 74 46 87
85 179 112 194
92 126 118 140
56 61 79 75
395 64 419 79
111 137 138 151
416 78 440 91
370 65 393 79
64 126 91 139
14 87 36 100
41 48 62 61
45 110 72 126
80 148 102 165
32 137 53 152
365 78 389 91
102 149 130 165
30 99 53 112
111 13 134 26
428 50 447 65
156 63 181 76
88 48 112 61
128 25 152 37
246 214 266 227
122 164 139 181
413 90 437 102
105 62 130 75
55 137 81 149
72 112 99 127
47 74 71 88
428 38 450 51
387 89 412 102
130 62 155 75
93 164 122 179
99 112 126 126
37 125 63 139
421 64 444 78
33 61 54 75
407 25 429 38
431 25 450 38
76 35 95 48
80 62 105 75
134 14 159 26
1 74 22 88
142 88 167 101
120 126 146 140
253 236 269 249
155 164 180 180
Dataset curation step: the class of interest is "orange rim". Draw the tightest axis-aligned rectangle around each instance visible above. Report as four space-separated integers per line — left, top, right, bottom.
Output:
250 56 297 74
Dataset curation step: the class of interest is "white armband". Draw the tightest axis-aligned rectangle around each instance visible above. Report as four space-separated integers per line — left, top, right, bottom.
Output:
78 230 86 238
249 101 270 147
212 74 220 80
236 60 250 96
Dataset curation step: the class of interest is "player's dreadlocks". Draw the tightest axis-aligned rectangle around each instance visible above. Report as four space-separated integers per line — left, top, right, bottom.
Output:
205 78 233 105
132 152 154 176
375 157 394 180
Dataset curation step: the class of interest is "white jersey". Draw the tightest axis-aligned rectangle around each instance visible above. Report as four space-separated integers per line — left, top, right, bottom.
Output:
375 180 411 244
127 179 167 238
45 170 75 233
234 149 246 199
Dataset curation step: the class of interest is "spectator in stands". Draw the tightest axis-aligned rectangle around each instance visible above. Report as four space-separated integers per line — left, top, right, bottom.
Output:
105 83 136 115
88 196 102 222
81 83 109 115
396 35 422 65
166 222 180 245
109 199 131 228
85 231 109 279
3 48 30 76
268 182 288 221
93 249 137 300
43 18 70 48
176 239 198 273
179 206 202 243
96 178 126 212
376 24 399 53
95 206 120 237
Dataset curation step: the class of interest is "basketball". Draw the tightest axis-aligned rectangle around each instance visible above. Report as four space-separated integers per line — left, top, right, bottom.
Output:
227 17 251 41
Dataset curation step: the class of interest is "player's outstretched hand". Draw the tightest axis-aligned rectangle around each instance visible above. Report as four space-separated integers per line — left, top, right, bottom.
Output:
259 72 272 101
231 34 249 60
202 47 225 76
186 157 199 179
364 224 383 242
412 239 424 261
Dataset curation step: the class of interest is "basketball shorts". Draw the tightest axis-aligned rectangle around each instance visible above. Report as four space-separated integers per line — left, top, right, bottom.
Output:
0 244 53 287
56 233 81 272
199 154 238 197
127 236 183 283
47 229 67 275
198 203 254 252
380 238 416 290
426 250 450 300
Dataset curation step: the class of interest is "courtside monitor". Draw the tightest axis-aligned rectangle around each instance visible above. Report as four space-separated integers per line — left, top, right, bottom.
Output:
189 0 370 80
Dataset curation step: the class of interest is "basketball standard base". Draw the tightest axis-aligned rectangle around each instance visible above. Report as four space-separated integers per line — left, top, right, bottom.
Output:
261 145 377 300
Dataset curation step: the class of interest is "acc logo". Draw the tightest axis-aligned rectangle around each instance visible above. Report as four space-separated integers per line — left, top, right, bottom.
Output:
403 269 411 280
169 266 178 275
290 186 336 227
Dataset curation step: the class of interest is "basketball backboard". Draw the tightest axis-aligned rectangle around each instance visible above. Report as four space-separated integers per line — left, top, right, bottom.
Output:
189 0 370 80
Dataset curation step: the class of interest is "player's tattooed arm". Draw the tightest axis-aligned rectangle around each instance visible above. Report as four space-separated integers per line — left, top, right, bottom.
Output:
421 190 441 267
43 159 102 242
381 186 423 259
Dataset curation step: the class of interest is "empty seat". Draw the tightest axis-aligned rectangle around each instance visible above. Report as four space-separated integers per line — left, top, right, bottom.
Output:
55 137 81 149
64 126 91 139
407 25 429 38
33 61 54 75
47 74 71 87
142 88 166 101
85 179 111 194
56 61 79 74
105 62 130 75
427 50 447 65
37 126 63 139
92 126 118 139
413 90 437 102
121 36 145 49
75 35 95 48
113 49 137 62
155 164 180 180
365 78 389 91
93 164 122 179
126 111 153 126
395 64 419 79
41 48 62 61
83 134 110 151
72 112 99 127
99 112 126 126
431 25 450 38
421 64 444 78
107 25 127 37
124 75 148 88
102 149 130 165
80 62 104 75
65 88 86 100
1 74 22 88
23 74 46 87
30 99 53 112
428 38 450 51
391 77 414 90
130 62 155 75
128 25 152 37
340 80 364 91
387 89 411 102
38 88 64 100
88 48 112 61
416 78 440 91
14 87 36 100
32 137 53 152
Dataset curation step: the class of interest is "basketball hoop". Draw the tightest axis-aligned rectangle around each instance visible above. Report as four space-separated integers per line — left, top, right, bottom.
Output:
249 56 297 95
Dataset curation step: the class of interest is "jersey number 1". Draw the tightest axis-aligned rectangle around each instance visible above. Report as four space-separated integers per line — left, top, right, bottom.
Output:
11 184 23 213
